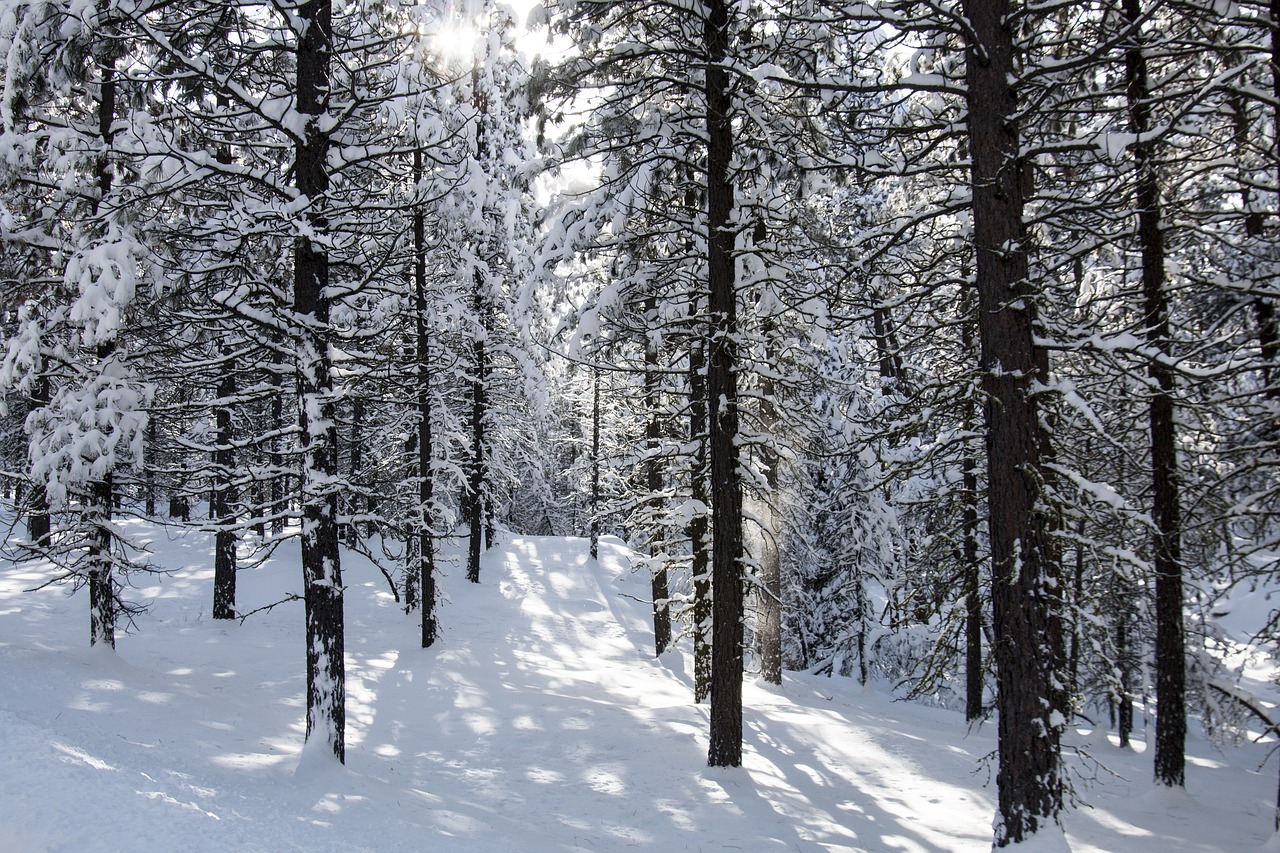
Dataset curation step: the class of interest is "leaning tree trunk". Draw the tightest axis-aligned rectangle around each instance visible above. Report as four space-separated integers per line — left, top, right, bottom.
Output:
704 0 745 769
1123 0 1185 788
963 0 1064 842
295 0 345 764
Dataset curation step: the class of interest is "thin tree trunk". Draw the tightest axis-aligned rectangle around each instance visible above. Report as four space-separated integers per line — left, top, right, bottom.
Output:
467 266 487 584
1264 0 1280 402
961 303 983 721
1123 0 1184 789
963 0 1064 840
756 325 782 686
270 342 286 536
1068 517 1086 697
689 329 712 704
1227 76 1280 406
86 6 119 650
1117 611 1134 748
346 396 364 546
590 369 601 561
27 373 51 546
963 447 983 721
212 345 237 620
144 409 157 518
644 294 672 656
704 0 744 768
295 0 344 764
87 476 115 649
413 147 437 647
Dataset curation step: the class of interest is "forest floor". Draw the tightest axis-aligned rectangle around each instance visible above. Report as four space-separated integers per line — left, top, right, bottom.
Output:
0 517 1275 851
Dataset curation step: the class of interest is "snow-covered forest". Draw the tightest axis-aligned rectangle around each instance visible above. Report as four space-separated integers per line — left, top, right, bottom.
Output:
3 0 1280 849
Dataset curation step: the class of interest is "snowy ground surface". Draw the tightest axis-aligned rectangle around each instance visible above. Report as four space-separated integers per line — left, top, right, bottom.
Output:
0 518 1277 851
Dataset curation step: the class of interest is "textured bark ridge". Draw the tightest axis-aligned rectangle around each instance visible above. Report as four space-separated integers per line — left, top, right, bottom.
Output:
1122 0 1185 789
704 0 745 769
295 0 345 765
963 0 1064 842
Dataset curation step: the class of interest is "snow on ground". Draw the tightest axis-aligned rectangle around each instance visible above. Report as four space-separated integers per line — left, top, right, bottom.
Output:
0 518 1276 851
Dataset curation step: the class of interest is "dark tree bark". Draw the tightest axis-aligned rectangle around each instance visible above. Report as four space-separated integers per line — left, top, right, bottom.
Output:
1068 517 1086 698
756 325 782 686
144 408 157 518
644 293 672 656
467 265 488 585
689 325 712 704
1116 612 1134 748
704 0 744 769
1261 1 1280 402
212 344 237 620
590 368 601 561
346 396 364 546
86 7 119 650
413 147 437 647
961 305 983 721
295 0 345 764
87 476 115 649
963 0 1064 841
270 342 286 536
1123 0 1184 788
963 447 983 722
27 373 51 547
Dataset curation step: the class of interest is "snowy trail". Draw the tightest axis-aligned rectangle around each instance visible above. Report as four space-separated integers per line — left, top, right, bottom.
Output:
0 526 1275 851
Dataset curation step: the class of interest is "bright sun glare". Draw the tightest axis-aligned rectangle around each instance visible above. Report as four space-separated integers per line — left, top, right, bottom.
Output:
423 0 542 67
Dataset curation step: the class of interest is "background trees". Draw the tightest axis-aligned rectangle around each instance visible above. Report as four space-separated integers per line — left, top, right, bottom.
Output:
3 0 1280 846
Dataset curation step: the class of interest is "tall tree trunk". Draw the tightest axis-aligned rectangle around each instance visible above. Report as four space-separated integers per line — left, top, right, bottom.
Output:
644 294 672 656
346 396 364 546
1123 0 1184 788
590 368 601 560
963 0 1064 841
144 407 157 518
413 147 437 647
689 326 712 704
961 303 983 721
963 447 983 722
86 6 119 650
1228 88 1279 399
1263 1 1280 402
270 341 286 536
1117 610 1134 748
704 0 744 768
212 345 237 620
87 475 115 649
756 323 782 686
467 266 487 584
27 372 51 546
1068 517 1086 697
295 0 344 764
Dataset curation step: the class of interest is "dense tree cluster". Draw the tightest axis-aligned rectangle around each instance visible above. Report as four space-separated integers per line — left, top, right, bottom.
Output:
2 0 1280 846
